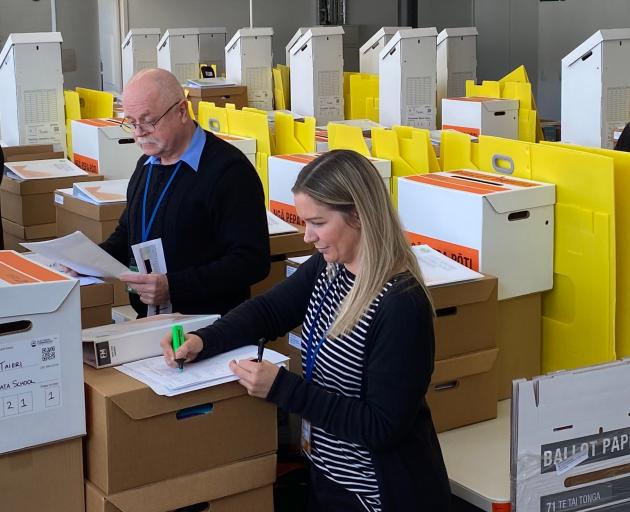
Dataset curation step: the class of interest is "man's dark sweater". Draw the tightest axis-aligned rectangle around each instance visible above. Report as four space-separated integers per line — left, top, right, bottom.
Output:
101 130 270 317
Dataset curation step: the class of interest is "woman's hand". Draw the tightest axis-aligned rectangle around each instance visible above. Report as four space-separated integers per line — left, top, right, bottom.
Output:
160 332 204 368
229 359 280 399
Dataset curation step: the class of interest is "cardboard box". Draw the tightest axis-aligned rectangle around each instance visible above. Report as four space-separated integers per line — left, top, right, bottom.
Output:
269 153 391 225
427 347 499 433
0 251 85 454
113 280 130 307
267 329 302 376
398 170 555 299
225 28 274 111
379 28 438 129
55 188 125 243
360 27 409 75
441 97 518 139
1 170 102 226
1 217 56 251
497 292 541 400
122 28 160 88
85 455 275 512
562 29 630 149
289 27 344 124
214 132 256 166
82 313 219 368
71 119 143 178
187 85 248 113
81 282 114 329
0 33 66 149
0 437 84 512
1 144 64 163
156 28 200 84
429 275 498 360
512 359 630 512
84 365 277 493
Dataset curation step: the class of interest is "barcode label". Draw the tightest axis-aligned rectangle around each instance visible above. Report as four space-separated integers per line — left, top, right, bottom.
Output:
41 346 56 362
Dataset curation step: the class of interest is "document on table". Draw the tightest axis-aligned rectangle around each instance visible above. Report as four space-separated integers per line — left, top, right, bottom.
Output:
413 244 484 286
73 179 129 204
117 346 289 396
267 210 299 235
22 231 131 278
131 239 172 316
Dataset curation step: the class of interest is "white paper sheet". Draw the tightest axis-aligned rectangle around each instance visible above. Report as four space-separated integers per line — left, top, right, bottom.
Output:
73 179 129 204
22 231 131 278
413 244 484 286
131 239 171 316
267 210 299 235
117 346 289 396
5 159 88 180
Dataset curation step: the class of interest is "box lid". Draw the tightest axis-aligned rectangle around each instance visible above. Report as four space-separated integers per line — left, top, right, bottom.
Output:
563 29 630 67
1 218 57 239
1 171 102 195
429 274 497 309
286 27 309 54
73 118 134 142
226 27 274 49
158 28 200 50
360 27 410 55
198 27 227 35
381 27 438 58
83 365 249 420
431 347 498 383
437 27 478 45
54 188 126 221
0 32 63 66
1 144 63 162
0 251 77 317
445 96 519 112
122 28 160 48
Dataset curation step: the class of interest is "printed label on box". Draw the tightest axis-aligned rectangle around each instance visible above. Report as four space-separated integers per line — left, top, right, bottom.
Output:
54 193 64 205
269 200 304 227
288 332 302 350
73 153 100 174
0 335 62 420
405 231 479 270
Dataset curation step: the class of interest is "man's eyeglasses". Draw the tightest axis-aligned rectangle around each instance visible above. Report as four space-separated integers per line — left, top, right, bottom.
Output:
121 100 182 134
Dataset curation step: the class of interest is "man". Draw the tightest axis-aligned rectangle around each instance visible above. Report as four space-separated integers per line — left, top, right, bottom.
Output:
101 68 270 317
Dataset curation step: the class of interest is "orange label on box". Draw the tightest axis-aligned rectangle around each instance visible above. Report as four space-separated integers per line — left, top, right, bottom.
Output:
275 154 319 164
407 174 505 195
78 119 120 127
405 232 479 270
0 252 68 284
269 200 304 227
492 504 511 512
452 170 540 188
442 124 481 137
73 153 100 174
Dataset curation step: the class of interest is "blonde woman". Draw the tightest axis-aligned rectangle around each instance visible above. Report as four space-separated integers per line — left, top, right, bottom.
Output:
162 150 451 511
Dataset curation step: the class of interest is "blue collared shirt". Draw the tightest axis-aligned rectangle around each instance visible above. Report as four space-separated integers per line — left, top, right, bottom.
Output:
143 124 205 172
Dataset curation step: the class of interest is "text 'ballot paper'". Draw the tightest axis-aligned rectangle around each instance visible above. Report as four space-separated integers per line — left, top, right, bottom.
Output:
117 346 289 396
22 231 131 278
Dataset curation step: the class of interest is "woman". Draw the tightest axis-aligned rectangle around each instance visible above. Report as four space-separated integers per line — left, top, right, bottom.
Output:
162 150 451 511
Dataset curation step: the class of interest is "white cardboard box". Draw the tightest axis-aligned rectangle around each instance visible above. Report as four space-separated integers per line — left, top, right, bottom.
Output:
157 28 200 84
82 313 219 368
398 169 555 300
225 28 274 111
379 28 438 130
214 132 256 166
199 27 227 77
512 359 630 512
289 26 345 125
561 29 630 149
71 118 143 178
359 26 410 75
436 27 478 122
121 28 161 88
285 27 309 66
0 33 66 150
441 97 519 139
0 251 85 454
268 153 391 224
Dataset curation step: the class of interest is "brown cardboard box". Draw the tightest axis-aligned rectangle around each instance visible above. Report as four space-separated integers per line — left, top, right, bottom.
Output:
84 365 277 494
267 328 302 375
0 437 84 512
1 217 56 251
81 282 114 328
429 275 498 360
186 85 248 114
113 280 130 306
1 172 102 226
2 144 65 162
55 189 125 242
85 455 275 512
427 348 499 433
497 292 541 400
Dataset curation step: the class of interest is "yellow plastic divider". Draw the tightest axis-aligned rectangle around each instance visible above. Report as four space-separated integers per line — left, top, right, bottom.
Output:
76 87 113 119
393 126 440 173
346 74 379 121
327 124 371 157
197 101 229 133
279 64 291 109
499 65 544 142
365 97 379 123
465 80 501 98
272 68 286 110
64 90 82 158
273 112 315 155
439 130 478 171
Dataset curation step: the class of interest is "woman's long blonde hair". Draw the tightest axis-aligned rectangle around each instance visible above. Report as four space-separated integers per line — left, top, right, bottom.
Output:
292 150 431 338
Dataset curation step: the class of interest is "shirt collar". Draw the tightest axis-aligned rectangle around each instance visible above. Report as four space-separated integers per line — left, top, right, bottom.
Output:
143 124 205 172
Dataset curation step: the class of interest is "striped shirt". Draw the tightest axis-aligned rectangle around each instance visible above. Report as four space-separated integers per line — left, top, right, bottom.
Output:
302 264 394 512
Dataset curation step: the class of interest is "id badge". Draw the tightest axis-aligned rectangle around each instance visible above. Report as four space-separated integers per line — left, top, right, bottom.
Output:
301 419 312 455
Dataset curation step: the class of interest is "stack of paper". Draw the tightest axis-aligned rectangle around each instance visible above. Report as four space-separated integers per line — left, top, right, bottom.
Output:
73 179 129 204
5 159 88 180
186 77 238 88
117 345 289 396
267 210 299 235
413 244 484 286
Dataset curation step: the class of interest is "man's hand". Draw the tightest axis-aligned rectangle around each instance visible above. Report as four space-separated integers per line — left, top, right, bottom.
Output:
120 272 170 305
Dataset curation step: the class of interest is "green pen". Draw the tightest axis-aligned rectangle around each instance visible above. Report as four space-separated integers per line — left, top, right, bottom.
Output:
171 324 185 372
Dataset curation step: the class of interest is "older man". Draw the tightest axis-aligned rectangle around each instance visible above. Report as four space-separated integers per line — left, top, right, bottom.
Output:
101 68 270 317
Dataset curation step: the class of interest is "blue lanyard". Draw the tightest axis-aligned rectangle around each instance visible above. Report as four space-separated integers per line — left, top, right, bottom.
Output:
305 271 340 382
141 162 182 242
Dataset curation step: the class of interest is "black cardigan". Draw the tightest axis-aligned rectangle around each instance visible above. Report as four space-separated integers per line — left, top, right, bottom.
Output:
101 130 270 316
193 253 451 511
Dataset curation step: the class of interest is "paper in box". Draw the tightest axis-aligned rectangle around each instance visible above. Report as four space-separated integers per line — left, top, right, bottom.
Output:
0 251 85 454
82 313 219 368
512 359 630 512
84 366 277 494
398 169 555 300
